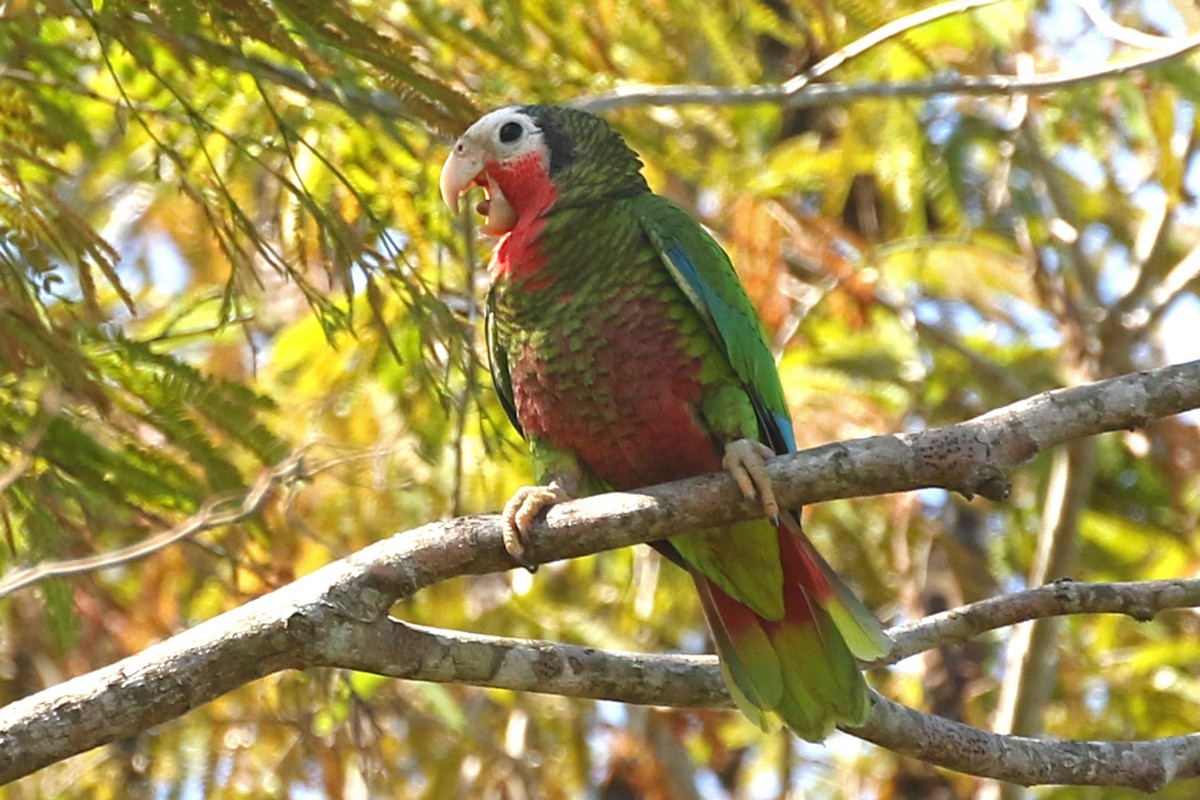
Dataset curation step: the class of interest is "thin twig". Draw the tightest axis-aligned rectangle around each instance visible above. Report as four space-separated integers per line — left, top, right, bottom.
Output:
1070 0 1176 50
783 0 1008 93
0 388 59 495
1146 242 1200 324
872 285 1032 402
880 577 1200 663
574 31 1200 113
450 204 479 517
0 450 311 599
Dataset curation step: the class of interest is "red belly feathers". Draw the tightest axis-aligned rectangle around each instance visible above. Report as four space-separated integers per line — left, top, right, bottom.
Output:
509 295 723 491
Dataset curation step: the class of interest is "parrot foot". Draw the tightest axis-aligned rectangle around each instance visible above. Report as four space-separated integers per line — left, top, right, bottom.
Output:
501 480 573 572
722 439 780 523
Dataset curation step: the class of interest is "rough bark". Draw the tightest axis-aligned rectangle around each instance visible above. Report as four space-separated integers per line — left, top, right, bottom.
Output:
1 359 1199 787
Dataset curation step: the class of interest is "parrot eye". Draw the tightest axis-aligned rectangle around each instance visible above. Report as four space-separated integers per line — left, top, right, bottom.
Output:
498 121 524 144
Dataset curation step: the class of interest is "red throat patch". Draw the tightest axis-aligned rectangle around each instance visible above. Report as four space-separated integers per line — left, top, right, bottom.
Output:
485 152 558 284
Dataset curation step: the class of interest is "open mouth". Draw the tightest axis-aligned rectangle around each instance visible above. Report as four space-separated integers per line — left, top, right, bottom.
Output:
441 149 519 237
474 173 517 236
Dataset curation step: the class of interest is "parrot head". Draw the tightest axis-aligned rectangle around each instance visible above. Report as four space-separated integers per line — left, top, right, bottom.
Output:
440 105 648 236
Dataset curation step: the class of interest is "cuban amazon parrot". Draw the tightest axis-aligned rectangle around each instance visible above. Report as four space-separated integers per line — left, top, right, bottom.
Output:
440 105 887 740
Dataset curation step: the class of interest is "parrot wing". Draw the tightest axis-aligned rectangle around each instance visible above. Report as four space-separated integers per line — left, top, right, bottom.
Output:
634 194 796 455
486 287 523 438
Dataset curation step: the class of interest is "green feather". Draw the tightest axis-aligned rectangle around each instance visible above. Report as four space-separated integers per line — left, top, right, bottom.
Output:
694 578 783 730
485 289 522 437
475 105 885 742
635 195 796 452
772 617 868 740
782 515 890 661
671 519 784 620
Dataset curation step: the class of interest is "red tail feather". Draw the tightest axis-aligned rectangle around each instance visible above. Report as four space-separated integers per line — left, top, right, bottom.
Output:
691 519 879 740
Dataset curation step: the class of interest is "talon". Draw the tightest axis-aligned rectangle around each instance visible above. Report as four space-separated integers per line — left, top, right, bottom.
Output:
722 439 779 520
501 481 573 572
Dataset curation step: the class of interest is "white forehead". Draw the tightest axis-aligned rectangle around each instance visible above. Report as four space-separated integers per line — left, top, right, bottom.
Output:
458 107 548 160
463 106 530 136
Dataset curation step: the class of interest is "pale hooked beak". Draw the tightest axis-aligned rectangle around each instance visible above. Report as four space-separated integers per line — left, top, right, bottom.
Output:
440 144 519 236
440 145 482 214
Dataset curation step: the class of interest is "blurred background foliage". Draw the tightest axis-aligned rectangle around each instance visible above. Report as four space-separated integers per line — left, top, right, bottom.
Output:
1 0 1200 797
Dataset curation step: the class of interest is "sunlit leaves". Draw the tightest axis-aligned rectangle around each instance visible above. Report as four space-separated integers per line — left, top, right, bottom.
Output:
3 0 1200 797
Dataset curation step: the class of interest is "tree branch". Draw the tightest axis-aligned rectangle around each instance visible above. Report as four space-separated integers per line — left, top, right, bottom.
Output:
779 0 1008 93
849 692 1200 792
1 361 1199 787
0 451 313 599
317 576 1200 792
985 439 1095 800
573 31 1200 114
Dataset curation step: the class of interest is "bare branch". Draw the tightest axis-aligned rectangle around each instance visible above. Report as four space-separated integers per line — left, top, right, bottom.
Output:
0 450 312 599
315 576 1200 690
1070 0 1176 50
783 0 1008 92
881 577 1200 665
849 692 1200 792
1146 243 1200 325
319 578 1200 791
984 439 1096 800
573 31 1200 114
1 361 1199 786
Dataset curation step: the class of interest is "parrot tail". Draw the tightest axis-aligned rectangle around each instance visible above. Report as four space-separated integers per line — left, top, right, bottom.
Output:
692 517 888 741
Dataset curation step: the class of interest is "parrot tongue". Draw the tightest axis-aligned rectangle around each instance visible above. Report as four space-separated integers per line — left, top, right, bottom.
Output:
478 174 518 236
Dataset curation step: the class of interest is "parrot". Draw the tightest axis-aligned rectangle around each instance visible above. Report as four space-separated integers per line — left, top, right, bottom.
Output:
440 104 888 740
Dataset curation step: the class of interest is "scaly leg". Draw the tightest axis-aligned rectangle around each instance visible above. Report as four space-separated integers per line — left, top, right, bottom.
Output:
501 479 573 571
722 439 779 522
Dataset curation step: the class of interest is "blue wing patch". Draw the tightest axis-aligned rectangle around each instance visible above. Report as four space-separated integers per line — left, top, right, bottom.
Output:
658 242 797 456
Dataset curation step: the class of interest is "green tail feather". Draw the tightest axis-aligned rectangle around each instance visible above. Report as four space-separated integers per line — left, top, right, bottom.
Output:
690 519 889 741
694 578 780 730
781 514 891 661
771 620 861 738
698 574 870 741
